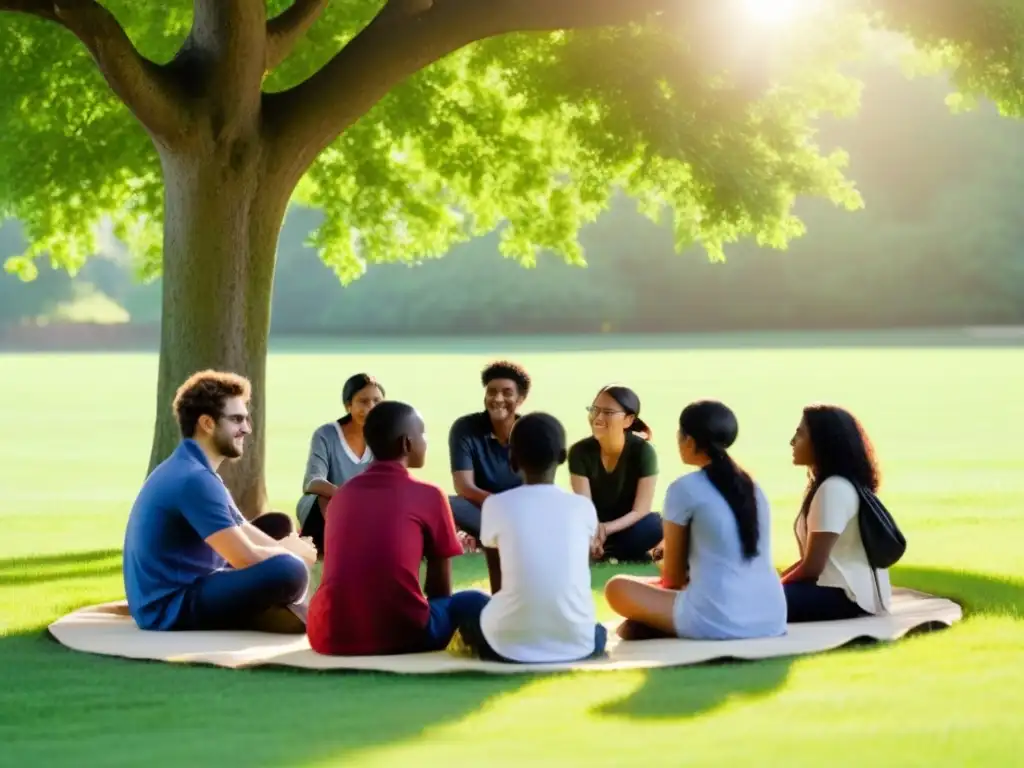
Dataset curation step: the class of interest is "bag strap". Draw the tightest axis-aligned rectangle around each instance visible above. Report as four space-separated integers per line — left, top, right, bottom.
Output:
858 482 889 615
871 565 888 615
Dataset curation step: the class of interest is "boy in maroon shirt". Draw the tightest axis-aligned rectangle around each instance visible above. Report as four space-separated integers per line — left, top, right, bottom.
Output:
308 401 488 656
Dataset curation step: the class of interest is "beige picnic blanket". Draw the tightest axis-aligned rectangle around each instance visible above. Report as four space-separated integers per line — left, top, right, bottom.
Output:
47 588 960 675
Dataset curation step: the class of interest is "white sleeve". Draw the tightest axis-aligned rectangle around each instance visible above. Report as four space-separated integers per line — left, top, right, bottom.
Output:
809 477 858 534
480 496 500 548
581 497 599 536
662 478 693 526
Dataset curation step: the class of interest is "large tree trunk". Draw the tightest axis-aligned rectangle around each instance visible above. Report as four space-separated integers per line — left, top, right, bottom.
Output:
147 140 291 518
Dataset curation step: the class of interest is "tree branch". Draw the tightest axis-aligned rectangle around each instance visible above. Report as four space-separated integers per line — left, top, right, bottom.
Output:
0 0 188 147
265 0 330 72
263 0 672 184
184 0 267 135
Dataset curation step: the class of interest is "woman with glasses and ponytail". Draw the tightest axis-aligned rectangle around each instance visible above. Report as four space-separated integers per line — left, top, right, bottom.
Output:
568 386 663 562
605 400 786 640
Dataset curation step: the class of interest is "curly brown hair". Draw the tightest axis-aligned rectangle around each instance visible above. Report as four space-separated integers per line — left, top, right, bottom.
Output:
481 360 531 397
798 404 881 519
172 370 251 438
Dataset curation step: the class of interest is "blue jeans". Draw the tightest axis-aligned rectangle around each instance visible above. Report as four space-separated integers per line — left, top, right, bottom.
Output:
601 512 663 563
455 593 608 663
420 590 493 651
176 554 309 631
784 581 867 623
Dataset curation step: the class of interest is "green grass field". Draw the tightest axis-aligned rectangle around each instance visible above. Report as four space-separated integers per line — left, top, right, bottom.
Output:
1 330 1022 766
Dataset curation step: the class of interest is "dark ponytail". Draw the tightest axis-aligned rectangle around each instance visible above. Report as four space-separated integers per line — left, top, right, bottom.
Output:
680 401 760 560
630 417 652 440
339 373 385 425
599 385 652 440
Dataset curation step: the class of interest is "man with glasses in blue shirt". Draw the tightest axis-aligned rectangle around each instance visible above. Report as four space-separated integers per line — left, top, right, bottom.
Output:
123 370 317 633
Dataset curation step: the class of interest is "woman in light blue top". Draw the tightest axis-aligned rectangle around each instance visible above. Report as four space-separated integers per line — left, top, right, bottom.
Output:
296 374 385 557
605 400 786 640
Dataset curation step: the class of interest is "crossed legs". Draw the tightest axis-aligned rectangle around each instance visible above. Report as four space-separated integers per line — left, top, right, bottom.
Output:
176 511 309 633
604 574 679 640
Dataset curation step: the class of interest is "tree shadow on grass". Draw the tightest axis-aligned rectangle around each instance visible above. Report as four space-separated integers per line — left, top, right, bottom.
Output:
0 549 528 768
4 550 1020 765
2 630 531 768
0 548 122 586
593 565 1022 722
893 566 1024 619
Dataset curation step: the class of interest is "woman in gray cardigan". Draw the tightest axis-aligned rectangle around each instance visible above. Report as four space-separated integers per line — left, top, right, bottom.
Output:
296 374 385 556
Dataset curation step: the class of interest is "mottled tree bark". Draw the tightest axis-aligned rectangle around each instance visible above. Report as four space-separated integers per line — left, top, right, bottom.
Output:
148 142 291 517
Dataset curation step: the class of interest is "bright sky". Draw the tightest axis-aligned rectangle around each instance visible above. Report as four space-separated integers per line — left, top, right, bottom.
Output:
741 0 804 26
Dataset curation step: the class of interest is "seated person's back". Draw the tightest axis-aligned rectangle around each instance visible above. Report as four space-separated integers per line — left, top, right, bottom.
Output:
664 471 785 639
604 400 785 642
459 413 606 664
308 401 468 656
482 483 598 662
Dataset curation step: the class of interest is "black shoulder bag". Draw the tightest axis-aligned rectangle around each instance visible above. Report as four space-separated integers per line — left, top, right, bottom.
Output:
854 485 907 569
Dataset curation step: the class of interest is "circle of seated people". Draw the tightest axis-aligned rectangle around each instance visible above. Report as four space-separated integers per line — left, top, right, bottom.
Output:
121 362 902 665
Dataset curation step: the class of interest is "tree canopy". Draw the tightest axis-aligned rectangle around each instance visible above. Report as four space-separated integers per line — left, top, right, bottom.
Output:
2 0 1021 513
0 3 844 280
2 1 1019 278
1 2 1018 287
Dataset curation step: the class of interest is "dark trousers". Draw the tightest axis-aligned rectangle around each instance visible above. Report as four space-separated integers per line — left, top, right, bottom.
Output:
784 581 868 623
449 496 482 539
601 512 664 563
456 591 608 663
299 498 327 557
418 590 493 652
175 512 309 632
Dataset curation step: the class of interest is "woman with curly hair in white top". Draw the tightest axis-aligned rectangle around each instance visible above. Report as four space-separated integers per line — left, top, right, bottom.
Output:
783 404 893 621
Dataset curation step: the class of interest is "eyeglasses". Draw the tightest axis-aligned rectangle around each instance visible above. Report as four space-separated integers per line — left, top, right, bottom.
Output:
587 406 626 419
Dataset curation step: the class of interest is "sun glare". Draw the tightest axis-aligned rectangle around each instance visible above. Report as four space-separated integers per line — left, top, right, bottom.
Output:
741 0 802 26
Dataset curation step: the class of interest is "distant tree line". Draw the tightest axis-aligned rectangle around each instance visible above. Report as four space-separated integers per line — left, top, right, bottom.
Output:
3 63 1023 335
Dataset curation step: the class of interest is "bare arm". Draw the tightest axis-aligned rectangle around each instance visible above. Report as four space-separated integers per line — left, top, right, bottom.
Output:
781 532 840 584
240 521 317 566
452 470 491 506
660 520 690 590
780 561 802 578
301 430 335 499
604 475 658 535
570 474 592 499
423 557 453 600
304 479 338 499
205 527 292 570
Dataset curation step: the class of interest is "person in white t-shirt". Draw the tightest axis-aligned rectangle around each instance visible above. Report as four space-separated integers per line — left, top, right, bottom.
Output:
455 412 607 663
782 404 893 621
